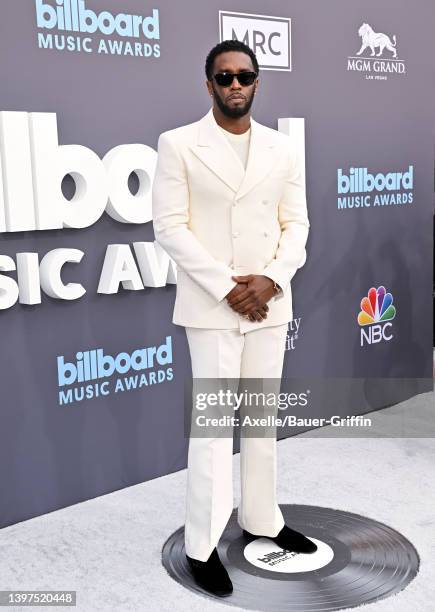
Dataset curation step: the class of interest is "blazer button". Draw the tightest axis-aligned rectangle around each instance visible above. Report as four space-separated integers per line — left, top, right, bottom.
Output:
233 231 239 238
263 230 269 237
262 199 268 205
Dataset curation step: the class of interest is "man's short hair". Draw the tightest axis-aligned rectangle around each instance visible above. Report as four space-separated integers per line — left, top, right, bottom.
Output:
205 40 259 80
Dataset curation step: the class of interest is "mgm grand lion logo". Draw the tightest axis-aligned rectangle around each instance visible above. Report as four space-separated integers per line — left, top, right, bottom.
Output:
347 22 405 77
356 23 397 58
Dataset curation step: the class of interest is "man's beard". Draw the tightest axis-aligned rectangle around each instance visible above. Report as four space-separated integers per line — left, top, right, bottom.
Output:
212 85 255 118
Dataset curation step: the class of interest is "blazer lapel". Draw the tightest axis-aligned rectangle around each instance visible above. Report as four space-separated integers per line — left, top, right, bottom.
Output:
236 116 277 200
189 108 244 193
189 108 278 199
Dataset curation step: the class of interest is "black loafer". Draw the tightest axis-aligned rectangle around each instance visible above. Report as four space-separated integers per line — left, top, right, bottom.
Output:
186 548 233 597
242 524 317 554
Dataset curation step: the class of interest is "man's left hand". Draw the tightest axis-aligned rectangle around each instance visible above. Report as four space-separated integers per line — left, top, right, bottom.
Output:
226 275 276 315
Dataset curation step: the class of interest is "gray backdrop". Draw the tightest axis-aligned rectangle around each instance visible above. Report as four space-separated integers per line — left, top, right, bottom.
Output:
0 0 433 527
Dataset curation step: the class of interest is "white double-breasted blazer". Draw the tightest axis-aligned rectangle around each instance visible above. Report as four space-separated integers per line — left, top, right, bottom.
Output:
151 107 310 333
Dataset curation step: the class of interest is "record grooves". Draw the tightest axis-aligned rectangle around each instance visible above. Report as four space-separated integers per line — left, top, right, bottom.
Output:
162 504 419 611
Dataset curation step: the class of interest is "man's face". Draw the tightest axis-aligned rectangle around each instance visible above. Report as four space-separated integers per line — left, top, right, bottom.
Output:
207 51 258 118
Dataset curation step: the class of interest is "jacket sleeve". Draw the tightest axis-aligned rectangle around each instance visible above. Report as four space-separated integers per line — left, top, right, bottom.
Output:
152 132 238 302
262 142 310 300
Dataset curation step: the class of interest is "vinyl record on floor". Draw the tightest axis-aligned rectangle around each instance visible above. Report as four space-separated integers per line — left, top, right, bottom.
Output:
162 504 420 611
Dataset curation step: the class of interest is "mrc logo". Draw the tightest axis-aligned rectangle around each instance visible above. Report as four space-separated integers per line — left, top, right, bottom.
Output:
219 10 291 71
358 286 396 346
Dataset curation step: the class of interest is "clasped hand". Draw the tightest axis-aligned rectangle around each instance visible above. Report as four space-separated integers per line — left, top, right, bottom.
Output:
225 274 276 322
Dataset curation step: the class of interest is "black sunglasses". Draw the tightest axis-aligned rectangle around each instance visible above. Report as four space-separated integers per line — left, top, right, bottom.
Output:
212 71 258 87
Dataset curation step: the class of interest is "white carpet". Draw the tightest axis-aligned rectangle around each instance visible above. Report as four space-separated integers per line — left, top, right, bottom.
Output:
1 391 434 612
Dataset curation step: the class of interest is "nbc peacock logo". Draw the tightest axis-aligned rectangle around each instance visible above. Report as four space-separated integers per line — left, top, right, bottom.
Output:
358 286 396 346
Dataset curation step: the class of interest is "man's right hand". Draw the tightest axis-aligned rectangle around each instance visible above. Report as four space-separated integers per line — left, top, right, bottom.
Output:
225 283 269 321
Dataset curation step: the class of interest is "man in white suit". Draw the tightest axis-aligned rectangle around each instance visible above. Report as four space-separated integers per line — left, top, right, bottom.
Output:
152 40 314 596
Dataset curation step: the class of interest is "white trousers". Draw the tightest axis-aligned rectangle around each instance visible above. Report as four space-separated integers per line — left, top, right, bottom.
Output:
184 323 288 561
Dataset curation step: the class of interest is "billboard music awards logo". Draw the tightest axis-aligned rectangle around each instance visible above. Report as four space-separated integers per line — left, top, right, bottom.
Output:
256 549 298 566
337 165 414 210
35 0 161 57
358 286 396 346
244 537 334 573
219 10 291 71
0 110 179 312
347 22 406 80
57 336 174 405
